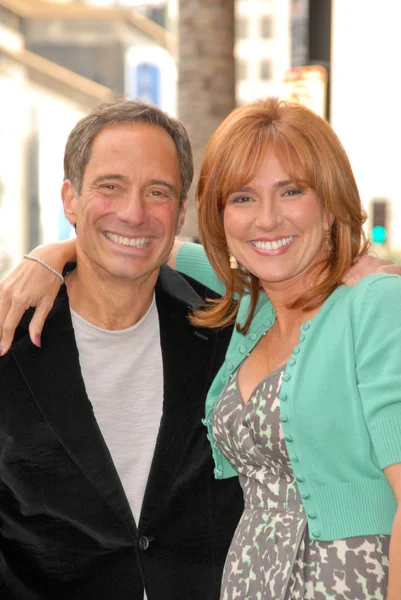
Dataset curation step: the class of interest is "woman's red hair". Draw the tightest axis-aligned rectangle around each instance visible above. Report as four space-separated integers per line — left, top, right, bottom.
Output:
191 98 369 332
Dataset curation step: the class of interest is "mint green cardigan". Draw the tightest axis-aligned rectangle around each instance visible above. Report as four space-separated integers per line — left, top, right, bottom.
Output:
177 242 401 541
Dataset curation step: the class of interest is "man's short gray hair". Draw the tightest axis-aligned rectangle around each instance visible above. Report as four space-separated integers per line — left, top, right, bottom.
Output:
63 99 193 206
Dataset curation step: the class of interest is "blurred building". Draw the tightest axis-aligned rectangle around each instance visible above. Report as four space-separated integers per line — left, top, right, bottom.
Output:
331 0 401 256
235 0 291 104
0 0 174 274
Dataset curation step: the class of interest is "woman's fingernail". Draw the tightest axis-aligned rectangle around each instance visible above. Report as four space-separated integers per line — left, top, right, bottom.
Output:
34 334 41 348
0 346 4 355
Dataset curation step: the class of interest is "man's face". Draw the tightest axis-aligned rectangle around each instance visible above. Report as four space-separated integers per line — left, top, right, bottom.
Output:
63 122 187 286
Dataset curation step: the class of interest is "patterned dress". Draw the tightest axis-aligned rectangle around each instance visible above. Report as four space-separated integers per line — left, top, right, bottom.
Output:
212 366 390 600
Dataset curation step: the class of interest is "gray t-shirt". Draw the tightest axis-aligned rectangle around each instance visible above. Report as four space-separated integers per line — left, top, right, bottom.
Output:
70 295 163 524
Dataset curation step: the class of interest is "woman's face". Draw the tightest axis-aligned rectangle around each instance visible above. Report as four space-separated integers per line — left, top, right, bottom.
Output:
223 153 329 295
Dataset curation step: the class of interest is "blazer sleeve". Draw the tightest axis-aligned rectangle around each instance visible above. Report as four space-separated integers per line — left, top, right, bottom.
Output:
176 242 225 295
354 274 401 469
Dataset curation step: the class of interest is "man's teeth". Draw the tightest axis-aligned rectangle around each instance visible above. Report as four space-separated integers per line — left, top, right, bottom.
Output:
252 236 294 251
106 233 151 248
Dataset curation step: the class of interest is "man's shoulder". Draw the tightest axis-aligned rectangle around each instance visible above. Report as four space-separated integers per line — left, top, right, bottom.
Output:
156 265 222 308
5 288 70 356
178 271 223 301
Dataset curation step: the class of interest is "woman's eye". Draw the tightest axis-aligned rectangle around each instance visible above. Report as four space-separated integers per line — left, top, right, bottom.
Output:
284 188 303 197
230 196 252 204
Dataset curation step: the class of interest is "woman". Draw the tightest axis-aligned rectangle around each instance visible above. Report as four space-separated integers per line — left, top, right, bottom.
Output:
1 99 401 600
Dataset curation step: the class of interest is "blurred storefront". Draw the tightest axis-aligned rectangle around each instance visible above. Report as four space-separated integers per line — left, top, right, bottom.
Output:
0 0 173 276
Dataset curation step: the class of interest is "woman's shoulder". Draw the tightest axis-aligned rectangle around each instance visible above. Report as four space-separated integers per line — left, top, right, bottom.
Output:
335 273 401 336
346 273 401 306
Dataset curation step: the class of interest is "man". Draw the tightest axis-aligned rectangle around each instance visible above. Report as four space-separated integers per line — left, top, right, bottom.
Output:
0 101 243 599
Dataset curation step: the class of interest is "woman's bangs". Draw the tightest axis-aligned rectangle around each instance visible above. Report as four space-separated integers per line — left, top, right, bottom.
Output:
219 130 274 205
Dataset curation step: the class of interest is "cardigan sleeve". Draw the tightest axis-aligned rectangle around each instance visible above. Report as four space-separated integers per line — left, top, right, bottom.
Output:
176 242 225 295
354 275 401 469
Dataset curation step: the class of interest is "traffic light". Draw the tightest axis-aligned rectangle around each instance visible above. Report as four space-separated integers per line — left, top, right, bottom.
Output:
371 199 388 245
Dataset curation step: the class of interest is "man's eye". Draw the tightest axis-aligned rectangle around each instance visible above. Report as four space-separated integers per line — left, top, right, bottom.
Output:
150 190 168 198
101 184 117 191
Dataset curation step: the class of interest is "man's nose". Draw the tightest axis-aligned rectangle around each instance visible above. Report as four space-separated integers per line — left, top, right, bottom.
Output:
115 192 147 226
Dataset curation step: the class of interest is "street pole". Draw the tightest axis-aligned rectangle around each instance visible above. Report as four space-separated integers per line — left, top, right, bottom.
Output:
308 0 332 121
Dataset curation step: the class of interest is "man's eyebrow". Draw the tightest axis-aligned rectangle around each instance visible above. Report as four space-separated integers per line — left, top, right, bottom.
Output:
92 174 129 184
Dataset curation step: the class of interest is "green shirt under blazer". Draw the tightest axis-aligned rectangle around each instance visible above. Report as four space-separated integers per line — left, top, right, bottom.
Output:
177 242 401 541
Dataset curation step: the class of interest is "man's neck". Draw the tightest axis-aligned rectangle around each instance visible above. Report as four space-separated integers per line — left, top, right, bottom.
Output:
65 266 159 331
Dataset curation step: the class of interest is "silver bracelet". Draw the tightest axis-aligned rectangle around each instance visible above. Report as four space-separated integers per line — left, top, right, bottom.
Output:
23 255 65 285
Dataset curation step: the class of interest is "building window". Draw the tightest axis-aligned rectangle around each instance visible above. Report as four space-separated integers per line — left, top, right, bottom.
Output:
260 60 273 81
260 15 274 39
236 59 248 81
236 16 249 39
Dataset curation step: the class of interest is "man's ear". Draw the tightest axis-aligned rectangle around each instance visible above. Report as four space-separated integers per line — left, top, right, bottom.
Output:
176 196 188 235
61 180 78 226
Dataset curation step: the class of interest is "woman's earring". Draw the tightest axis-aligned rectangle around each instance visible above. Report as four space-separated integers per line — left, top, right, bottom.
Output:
229 253 238 270
325 229 332 252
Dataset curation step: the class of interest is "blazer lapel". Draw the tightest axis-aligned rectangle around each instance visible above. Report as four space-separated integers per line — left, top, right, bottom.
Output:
11 288 134 534
139 266 220 529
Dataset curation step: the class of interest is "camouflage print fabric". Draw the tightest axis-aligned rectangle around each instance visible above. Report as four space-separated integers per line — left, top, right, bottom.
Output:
212 366 390 600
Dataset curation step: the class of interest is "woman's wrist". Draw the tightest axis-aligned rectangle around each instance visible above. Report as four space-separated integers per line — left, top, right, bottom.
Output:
29 239 76 272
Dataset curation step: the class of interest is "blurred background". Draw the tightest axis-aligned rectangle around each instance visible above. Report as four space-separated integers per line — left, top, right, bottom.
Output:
0 0 399 277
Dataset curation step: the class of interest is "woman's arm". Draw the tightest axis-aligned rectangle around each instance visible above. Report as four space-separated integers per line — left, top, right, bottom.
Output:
0 239 76 354
352 276 401 599
383 463 401 600
174 241 225 294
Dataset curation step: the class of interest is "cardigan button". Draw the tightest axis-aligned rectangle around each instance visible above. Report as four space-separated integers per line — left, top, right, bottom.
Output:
311 529 321 538
308 511 317 519
299 334 306 342
249 332 257 341
285 434 293 443
288 358 296 367
293 346 300 355
265 319 271 327
290 454 299 463
280 415 288 423
302 322 311 331
239 345 246 354
227 361 233 369
301 492 310 500
296 476 305 483
280 392 287 401
283 373 291 382
138 536 150 551
222 377 228 384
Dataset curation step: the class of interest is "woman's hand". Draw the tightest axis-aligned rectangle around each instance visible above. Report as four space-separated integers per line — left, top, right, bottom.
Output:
342 254 401 286
0 239 76 355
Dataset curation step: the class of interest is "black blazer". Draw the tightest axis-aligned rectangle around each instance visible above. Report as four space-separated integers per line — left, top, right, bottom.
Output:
0 266 243 600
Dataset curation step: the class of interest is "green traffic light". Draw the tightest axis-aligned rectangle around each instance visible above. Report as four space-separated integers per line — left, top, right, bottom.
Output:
371 225 387 244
